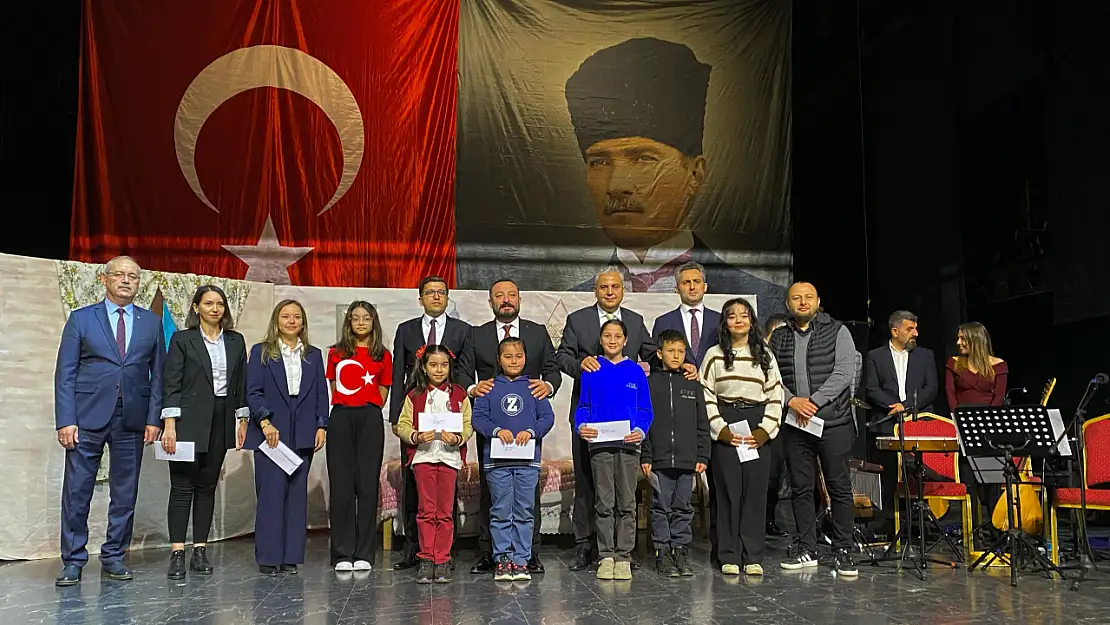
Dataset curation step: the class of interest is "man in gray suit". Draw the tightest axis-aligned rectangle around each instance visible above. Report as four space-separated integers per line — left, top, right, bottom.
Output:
557 268 657 571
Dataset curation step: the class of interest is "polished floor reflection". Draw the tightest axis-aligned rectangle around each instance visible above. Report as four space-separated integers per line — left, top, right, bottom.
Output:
1 534 1107 624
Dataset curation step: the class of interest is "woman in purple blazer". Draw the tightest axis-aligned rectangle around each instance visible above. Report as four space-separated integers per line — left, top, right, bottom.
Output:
244 299 328 576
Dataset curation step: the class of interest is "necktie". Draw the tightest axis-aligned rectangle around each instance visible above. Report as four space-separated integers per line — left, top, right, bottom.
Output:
689 308 700 358
115 308 127 358
606 313 616 322
626 252 694 292
427 319 437 346
502 324 512 340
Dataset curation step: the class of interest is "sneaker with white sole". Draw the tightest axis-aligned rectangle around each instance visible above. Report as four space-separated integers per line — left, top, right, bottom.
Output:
512 564 531 582
613 560 632 580
780 546 819 570
494 557 514 582
334 560 354 572
721 564 741 575
352 560 372 571
834 549 858 577
744 564 764 575
596 557 616 580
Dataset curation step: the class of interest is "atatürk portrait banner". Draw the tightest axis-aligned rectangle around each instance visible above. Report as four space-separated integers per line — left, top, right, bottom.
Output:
456 0 792 305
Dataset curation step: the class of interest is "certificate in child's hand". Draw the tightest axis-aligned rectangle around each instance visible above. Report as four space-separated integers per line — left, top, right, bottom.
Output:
490 439 536 460
591 420 632 443
419 412 464 433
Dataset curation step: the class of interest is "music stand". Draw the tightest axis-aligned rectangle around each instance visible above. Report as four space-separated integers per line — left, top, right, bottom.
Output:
956 405 1070 587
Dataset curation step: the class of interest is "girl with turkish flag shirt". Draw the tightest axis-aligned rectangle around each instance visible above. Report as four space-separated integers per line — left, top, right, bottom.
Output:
325 301 392 573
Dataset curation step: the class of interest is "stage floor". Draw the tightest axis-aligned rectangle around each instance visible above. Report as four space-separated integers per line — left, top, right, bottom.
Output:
1 535 1106 625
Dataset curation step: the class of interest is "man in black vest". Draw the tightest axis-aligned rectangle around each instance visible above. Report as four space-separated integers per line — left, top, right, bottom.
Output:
468 279 562 575
768 282 858 577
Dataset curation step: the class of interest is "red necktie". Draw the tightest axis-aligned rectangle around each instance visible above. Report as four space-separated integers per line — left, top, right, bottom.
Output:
689 308 700 358
427 319 437 346
115 309 127 358
502 324 512 340
627 251 693 292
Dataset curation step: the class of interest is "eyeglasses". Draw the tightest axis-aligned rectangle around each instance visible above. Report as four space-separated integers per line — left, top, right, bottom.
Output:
107 272 140 281
423 289 448 298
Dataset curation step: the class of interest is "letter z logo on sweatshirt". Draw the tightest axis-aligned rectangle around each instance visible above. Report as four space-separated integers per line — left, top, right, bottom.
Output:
501 393 523 416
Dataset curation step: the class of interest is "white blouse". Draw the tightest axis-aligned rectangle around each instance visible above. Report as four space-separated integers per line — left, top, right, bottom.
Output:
280 340 304 396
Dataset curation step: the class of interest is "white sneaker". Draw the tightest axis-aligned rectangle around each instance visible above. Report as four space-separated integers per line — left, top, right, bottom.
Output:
334 561 354 572
721 564 741 575
744 564 764 575
352 560 372 571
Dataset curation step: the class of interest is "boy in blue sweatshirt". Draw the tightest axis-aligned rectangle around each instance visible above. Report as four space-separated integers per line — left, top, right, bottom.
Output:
575 319 653 580
472 337 555 583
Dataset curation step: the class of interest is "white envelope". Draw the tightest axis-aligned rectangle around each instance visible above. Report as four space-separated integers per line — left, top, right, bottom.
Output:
155 441 195 462
592 420 632 443
420 412 464 433
491 439 536 460
259 441 304 476
785 412 824 438
728 422 760 463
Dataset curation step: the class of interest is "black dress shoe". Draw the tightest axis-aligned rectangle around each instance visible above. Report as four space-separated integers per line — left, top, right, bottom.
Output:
630 557 641 571
190 546 213 575
568 545 594 572
280 564 298 574
470 556 494 574
766 521 788 537
55 564 82 587
167 550 187 580
101 562 133 581
258 565 278 576
526 555 545 574
393 556 418 571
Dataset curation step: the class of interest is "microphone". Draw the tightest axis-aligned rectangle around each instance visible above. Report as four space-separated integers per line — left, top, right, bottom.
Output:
1094 373 1109 385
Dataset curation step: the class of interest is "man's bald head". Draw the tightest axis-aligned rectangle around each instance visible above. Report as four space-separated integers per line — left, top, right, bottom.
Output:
786 282 819 326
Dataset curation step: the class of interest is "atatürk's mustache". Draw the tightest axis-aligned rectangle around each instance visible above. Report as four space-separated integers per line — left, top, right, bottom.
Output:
604 196 643 215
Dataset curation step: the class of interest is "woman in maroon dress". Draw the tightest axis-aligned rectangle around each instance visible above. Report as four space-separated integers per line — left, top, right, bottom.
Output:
946 321 1007 527
945 322 1008 408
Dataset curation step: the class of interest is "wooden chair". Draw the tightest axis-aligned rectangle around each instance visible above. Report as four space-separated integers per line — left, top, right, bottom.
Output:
894 413 974 554
1049 413 1110 565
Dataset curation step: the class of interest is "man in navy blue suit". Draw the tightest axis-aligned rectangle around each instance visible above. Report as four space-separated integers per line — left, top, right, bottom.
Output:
53 256 164 586
649 262 721 369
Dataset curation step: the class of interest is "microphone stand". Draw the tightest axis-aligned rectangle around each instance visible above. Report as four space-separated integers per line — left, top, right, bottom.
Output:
1052 376 1105 591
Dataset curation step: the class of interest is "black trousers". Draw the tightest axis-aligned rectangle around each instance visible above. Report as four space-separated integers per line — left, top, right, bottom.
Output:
168 397 227 544
328 404 385 564
476 433 543 557
571 428 596 548
713 404 772 566
785 421 855 552
765 434 786 524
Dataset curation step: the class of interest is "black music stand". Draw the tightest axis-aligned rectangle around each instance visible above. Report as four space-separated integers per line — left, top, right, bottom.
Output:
863 400 962 580
956 405 1069 587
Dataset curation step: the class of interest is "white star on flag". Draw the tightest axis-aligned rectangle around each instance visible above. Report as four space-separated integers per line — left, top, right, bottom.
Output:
364 372 375 386
222 214 313 284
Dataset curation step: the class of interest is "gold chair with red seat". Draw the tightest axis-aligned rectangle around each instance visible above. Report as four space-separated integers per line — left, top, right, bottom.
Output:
894 414 974 555
1049 413 1110 565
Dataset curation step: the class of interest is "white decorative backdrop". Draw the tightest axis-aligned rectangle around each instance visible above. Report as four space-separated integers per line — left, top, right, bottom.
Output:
0 253 755 560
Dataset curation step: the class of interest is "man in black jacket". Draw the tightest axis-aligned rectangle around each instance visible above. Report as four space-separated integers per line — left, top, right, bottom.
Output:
768 282 858 577
389 276 476 570
467 279 562 575
640 330 710 577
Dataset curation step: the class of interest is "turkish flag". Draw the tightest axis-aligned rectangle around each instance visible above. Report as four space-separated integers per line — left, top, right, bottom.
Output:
72 0 458 286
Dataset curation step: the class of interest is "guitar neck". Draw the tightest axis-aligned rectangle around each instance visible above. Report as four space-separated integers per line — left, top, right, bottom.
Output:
1040 378 1056 406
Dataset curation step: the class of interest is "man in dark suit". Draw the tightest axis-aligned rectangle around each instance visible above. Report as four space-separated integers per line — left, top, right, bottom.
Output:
467 279 562 575
650 261 720 368
389 275 476 570
53 256 164 586
564 37 787 318
557 268 657 571
863 310 938 526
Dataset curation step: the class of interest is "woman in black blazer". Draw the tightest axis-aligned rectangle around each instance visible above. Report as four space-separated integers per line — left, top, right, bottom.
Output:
160 285 248 580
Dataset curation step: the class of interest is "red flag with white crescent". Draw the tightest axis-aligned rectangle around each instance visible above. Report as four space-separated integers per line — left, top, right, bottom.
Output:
71 0 458 287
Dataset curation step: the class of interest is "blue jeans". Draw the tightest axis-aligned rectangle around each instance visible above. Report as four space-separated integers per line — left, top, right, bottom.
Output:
486 465 540 566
